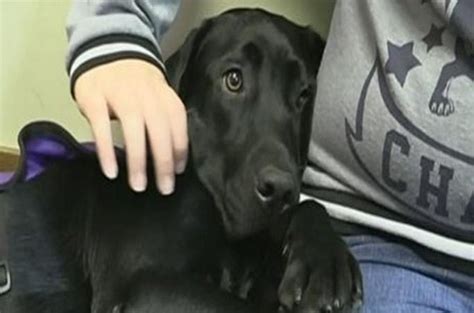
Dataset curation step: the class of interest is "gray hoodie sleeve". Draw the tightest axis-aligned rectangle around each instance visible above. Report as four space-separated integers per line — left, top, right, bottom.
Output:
66 0 181 94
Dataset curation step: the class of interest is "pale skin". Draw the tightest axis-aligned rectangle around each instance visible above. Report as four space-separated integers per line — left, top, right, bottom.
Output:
74 59 188 194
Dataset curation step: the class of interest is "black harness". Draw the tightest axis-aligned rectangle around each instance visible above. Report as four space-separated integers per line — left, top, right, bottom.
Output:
0 201 11 296
0 121 99 301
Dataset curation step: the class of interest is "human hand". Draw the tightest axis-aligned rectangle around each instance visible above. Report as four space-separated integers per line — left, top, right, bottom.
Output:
74 59 188 194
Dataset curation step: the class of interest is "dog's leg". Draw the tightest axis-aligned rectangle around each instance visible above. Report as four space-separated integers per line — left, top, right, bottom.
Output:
277 200 363 313
429 38 474 116
429 61 460 116
105 271 258 313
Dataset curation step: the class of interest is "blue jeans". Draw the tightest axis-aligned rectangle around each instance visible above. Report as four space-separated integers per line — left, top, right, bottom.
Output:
345 235 474 313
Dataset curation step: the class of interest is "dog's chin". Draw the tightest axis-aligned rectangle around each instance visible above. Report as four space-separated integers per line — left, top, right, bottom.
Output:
219 198 269 240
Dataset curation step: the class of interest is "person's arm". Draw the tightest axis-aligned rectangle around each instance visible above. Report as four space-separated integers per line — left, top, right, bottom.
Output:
66 0 186 195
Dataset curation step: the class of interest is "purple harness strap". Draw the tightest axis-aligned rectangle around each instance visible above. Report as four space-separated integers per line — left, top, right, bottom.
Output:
0 121 97 191
0 121 104 297
0 173 12 186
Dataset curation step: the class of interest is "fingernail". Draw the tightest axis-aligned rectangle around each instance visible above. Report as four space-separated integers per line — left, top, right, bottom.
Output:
175 160 187 174
131 172 147 192
159 176 175 195
103 162 118 179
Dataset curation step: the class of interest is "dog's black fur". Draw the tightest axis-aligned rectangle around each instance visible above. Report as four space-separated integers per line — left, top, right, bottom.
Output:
0 9 362 313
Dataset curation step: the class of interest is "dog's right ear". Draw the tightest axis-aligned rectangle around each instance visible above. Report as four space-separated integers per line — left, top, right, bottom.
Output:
165 20 213 95
164 28 199 92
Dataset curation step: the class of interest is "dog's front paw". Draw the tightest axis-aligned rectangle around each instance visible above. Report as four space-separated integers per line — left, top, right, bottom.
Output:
429 95 455 116
278 201 363 313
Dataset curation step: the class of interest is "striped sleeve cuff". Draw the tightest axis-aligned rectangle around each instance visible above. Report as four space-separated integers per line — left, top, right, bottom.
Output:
67 35 166 98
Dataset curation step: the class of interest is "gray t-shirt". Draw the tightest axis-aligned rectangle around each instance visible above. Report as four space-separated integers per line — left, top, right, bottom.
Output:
303 0 473 260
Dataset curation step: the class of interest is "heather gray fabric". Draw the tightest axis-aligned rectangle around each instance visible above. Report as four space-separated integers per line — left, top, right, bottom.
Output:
66 0 181 87
304 0 473 257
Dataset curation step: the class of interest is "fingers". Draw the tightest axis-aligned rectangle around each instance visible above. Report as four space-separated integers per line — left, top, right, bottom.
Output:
168 94 188 174
144 98 175 195
73 59 189 194
79 97 118 180
119 110 147 192
113 88 188 194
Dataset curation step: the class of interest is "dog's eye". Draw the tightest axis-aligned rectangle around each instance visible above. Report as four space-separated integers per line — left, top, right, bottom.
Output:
224 69 243 92
296 88 312 110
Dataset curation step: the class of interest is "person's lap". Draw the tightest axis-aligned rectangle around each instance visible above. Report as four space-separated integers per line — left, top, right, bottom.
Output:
344 234 474 313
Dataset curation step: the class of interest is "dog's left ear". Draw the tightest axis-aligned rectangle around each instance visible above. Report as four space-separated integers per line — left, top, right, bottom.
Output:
298 29 325 170
299 93 315 171
304 28 326 77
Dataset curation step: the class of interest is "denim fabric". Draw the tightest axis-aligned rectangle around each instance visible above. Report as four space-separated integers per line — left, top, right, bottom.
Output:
345 235 474 313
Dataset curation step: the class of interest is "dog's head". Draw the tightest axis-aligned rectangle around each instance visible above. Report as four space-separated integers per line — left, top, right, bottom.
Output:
166 9 325 239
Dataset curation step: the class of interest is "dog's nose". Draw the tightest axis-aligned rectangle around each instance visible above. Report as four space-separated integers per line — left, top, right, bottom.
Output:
256 167 297 208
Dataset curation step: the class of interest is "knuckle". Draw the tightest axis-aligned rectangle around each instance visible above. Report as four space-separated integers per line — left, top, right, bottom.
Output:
174 145 188 157
79 96 107 112
121 112 144 127
167 95 186 113
77 100 96 115
77 104 89 117
114 102 135 117
127 147 144 161
175 103 187 118
157 158 174 174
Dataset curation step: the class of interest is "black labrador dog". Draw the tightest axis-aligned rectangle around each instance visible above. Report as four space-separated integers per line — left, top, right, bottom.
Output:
0 9 362 313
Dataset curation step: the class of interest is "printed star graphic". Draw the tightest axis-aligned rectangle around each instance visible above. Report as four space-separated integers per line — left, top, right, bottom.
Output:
423 24 445 52
385 41 421 87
